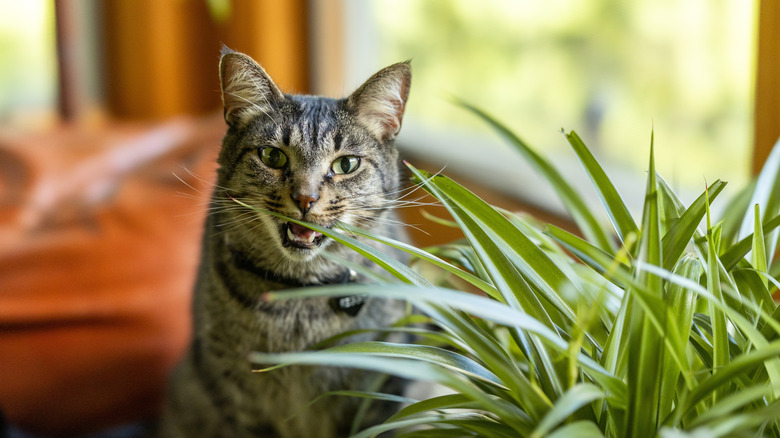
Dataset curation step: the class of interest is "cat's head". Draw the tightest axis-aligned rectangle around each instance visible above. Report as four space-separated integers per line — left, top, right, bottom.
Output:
214 48 411 266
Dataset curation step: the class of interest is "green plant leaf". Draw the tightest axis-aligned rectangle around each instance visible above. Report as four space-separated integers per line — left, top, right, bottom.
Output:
427 304 555 423
420 209 461 228
737 138 780 262
705 185 730 405
457 100 614 252
720 215 780 270
658 254 703 417
670 340 780 425
546 225 632 287
545 421 605 438
659 178 726 271
408 164 580 328
286 389 417 423
656 174 744 313
720 180 756 246
531 383 604 438
636 262 780 411
565 130 638 246
252 348 532 434
337 221 501 300
752 204 769 289
390 393 535 436
257 283 625 405
387 393 492 421
407 164 573 399
626 134 664 437
351 413 494 438
396 430 482 438
687 385 772 429
731 269 775 321
326 342 506 389
706 402 780 438
547 225 680 398
446 206 567 398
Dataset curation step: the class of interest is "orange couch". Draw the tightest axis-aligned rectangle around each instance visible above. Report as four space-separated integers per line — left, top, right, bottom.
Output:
0 115 223 436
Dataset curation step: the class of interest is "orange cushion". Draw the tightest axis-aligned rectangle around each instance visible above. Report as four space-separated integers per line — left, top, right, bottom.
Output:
0 116 222 436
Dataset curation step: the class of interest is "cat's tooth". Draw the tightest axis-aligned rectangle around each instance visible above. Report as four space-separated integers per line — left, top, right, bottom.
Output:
287 227 296 241
306 232 316 244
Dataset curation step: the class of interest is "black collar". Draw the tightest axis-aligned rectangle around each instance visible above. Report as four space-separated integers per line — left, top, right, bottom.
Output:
230 249 366 317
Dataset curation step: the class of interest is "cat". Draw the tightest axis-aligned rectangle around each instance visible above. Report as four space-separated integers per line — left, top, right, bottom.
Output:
157 47 412 438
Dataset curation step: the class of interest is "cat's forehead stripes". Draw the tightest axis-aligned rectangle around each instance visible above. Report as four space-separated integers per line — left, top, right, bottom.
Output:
281 96 342 155
332 132 343 152
281 125 291 146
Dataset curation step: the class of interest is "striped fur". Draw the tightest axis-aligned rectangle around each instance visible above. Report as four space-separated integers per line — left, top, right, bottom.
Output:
158 50 412 437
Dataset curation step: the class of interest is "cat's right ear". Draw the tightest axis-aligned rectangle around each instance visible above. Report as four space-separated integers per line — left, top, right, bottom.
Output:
219 48 284 128
346 61 411 142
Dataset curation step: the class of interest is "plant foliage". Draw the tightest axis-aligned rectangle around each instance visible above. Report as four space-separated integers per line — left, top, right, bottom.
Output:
247 108 780 437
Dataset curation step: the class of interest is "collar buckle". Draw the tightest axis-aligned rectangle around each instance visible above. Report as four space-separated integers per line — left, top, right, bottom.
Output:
329 294 367 316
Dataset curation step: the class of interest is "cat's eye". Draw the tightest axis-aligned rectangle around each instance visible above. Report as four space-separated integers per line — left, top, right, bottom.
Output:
331 156 361 175
259 147 288 169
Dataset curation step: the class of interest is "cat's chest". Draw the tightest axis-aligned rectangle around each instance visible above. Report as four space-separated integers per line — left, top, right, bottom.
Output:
221 297 356 353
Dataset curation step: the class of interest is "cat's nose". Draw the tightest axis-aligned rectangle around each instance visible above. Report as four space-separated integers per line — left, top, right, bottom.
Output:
292 193 319 215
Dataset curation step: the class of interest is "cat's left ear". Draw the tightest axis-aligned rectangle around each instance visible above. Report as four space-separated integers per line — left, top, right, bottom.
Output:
346 62 411 142
219 47 284 128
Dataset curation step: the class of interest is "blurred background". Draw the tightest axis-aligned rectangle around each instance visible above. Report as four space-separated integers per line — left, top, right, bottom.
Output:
0 0 778 436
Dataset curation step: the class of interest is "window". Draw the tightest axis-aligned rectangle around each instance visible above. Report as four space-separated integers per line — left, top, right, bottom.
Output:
0 0 57 126
323 0 756 215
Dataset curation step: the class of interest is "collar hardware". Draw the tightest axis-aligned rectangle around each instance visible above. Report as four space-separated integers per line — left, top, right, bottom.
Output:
230 249 365 317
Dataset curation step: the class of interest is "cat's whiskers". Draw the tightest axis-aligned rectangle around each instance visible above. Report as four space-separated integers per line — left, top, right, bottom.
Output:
172 196 225 220
339 181 438 205
215 208 275 253
352 197 438 211
336 206 429 235
372 166 447 201
206 194 243 206
337 196 439 217
207 200 250 215
173 167 266 221
208 215 258 238
175 191 211 202
203 194 278 238
215 209 259 228
173 166 238 195
384 182 430 200
172 169 209 194
172 192 255 222
357 215 427 235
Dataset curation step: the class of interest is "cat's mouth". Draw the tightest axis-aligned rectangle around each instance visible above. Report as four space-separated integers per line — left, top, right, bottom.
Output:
282 222 326 249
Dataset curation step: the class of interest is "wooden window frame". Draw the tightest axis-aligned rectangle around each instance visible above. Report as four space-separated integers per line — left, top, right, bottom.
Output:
754 0 780 174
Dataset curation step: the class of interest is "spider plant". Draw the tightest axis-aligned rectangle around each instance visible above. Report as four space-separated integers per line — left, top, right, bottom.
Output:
245 105 780 437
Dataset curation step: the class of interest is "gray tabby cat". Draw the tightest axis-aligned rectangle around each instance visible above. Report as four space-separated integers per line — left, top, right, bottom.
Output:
158 48 412 437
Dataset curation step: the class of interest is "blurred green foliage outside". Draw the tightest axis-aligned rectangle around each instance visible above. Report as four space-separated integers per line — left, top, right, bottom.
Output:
372 0 755 190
